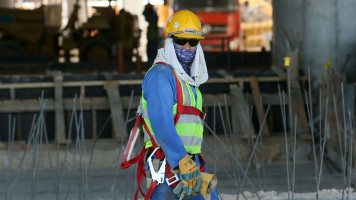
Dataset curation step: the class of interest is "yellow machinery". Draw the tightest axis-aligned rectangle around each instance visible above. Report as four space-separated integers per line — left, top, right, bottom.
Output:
61 1 141 61
0 5 60 57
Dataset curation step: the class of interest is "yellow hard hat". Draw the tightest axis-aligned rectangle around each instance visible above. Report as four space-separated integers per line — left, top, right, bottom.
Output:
166 10 205 39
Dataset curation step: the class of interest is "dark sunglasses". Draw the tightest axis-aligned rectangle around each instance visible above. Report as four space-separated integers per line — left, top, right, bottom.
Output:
173 36 199 47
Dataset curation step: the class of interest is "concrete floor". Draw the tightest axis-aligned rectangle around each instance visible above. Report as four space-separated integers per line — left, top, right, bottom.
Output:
0 137 351 200
0 161 347 200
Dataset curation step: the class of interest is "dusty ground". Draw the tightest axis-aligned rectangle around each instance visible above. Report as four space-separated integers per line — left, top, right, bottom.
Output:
0 162 352 200
0 138 354 199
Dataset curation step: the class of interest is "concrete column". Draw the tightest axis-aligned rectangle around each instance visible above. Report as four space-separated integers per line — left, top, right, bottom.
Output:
0 0 14 8
273 0 356 84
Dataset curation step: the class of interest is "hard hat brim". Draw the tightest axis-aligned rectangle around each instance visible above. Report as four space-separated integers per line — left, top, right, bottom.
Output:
173 33 204 40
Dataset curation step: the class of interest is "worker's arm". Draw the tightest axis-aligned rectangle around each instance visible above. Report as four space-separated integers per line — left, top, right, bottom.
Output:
142 64 187 169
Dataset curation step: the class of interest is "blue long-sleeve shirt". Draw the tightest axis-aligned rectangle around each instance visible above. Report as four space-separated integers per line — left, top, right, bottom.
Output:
142 64 197 169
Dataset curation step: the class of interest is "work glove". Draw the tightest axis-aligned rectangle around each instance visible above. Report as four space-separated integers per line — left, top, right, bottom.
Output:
199 172 218 200
173 155 202 200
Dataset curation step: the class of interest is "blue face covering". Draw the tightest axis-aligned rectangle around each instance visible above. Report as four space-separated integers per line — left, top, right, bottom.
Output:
173 42 196 76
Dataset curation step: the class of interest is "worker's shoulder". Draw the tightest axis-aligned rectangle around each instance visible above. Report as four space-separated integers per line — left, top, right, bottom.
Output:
142 63 176 90
145 63 175 78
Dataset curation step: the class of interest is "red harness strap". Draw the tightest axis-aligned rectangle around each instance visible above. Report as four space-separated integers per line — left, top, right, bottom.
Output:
177 105 206 120
155 62 185 125
145 181 159 200
120 116 147 198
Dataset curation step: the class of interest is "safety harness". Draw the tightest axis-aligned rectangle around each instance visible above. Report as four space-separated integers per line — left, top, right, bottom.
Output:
120 62 206 200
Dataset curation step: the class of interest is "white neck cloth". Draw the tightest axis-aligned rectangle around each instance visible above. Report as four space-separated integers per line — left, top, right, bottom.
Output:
153 38 209 87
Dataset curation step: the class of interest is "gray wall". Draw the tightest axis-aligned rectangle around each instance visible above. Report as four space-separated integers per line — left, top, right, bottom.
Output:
273 0 356 85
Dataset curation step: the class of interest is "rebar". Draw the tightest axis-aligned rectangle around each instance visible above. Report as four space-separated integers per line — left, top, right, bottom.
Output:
248 106 260 191
56 113 61 200
347 110 354 200
333 94 346 200
64 99 80 200
224 95 241 182
259 96 266 191
202 141 248 200
111 90 134 200
240 105 271 194
88 114 112 171
287 66 294 142
213 101 217 174
39 98 57 198
6 115 15 200
341 82 348 200
79 96 89 199
124 91 135 200
59 95 77 199
317 98 329 196
203 121 259 197
278 85 291 200
218 102 238 187
7 115 37 200
31 95 47 200
319 88 323 154
292 114 297 200
304 70 319 200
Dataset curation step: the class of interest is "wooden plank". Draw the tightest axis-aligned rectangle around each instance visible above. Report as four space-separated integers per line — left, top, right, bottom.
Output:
207 76 309 84
0 94 293 113
229 84 255 138
16 113 21 140
216 70 255 138
287 51 310 136
92 109 97 138
103 73 126 139
10 88 15 100
271 64 287 78
0 82 54 89
0 76 310 89
0 98 111 112
54 75 66 143
80 85 85 98
249 76 270 136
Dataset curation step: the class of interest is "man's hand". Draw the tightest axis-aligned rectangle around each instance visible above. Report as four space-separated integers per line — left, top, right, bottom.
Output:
173 155 202 199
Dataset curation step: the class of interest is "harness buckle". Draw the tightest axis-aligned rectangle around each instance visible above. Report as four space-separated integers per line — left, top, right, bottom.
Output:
166 173 179 186
147 147 166 184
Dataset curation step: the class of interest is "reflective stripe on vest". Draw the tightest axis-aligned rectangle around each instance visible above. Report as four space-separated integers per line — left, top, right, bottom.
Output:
142 64 204 154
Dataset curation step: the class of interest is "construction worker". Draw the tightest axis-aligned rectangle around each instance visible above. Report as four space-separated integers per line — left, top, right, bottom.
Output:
141 10 218 199
143 3 159 66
